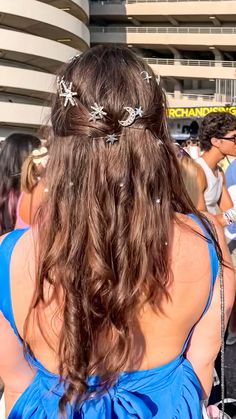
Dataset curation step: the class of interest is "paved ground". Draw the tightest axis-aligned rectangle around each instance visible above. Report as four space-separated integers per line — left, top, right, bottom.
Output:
223 343 236 417
226 343 236 398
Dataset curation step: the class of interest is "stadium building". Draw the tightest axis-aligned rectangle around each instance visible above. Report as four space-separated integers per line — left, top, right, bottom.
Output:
0 0 89 140
1 0 236 140
90 0 236 140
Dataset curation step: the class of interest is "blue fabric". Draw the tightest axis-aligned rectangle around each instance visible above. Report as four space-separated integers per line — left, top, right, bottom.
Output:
0 217 219 418
225 160 236 235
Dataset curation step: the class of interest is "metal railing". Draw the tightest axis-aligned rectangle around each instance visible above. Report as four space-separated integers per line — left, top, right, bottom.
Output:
92 0 236 3
167 92 217 101
144 58 236 67
91 26 236 34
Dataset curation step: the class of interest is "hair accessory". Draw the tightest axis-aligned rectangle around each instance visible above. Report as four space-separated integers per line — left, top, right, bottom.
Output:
106 134 119 145
69 181 74 187
44 187 49 193
57 77 77 108
156 138 163 145
89 103 107 122
135 106 143 118
156 198 161 204
119 182 124 187
68 54 79 63
118 106 143 127
141 70 152 83
32 146 49 168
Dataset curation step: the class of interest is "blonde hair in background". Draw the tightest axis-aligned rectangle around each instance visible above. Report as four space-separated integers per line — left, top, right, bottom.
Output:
21 156 44 194
179 156 201 208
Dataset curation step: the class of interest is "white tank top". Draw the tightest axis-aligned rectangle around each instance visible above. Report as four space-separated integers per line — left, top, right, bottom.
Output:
196 157 223 214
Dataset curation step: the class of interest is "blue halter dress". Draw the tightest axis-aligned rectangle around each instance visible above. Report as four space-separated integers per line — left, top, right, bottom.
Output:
0 214 218 418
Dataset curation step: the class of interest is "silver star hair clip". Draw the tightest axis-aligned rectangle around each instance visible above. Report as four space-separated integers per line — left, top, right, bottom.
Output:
106 134 119 145
141 70 152 84
57 76 78 108
118 106 143 127
89 103 107 122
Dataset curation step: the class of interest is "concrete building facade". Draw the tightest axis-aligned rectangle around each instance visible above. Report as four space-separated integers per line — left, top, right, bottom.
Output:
90 0 236 138
0 0 89 139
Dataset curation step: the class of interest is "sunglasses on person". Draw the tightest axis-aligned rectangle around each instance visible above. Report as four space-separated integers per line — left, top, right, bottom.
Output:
221 135 236 145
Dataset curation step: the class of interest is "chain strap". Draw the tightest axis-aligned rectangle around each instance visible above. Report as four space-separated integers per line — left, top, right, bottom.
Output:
219 262 225 417
209 220 225 418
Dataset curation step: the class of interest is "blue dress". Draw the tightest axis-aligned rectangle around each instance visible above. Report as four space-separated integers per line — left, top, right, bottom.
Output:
0 215 218 418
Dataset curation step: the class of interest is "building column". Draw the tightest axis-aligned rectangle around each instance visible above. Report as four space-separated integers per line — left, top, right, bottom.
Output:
169 47 182 65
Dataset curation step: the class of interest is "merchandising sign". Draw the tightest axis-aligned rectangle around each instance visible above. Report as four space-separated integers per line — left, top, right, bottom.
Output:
167 106 236 119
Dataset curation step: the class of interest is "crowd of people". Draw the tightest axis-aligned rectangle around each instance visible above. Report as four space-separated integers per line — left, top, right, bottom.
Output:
0 45 236 418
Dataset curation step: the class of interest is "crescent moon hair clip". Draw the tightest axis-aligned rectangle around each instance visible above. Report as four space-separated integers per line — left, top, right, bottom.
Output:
118 106 143 127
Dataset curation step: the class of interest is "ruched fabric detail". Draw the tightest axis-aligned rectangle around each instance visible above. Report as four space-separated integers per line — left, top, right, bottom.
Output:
8 356 202 418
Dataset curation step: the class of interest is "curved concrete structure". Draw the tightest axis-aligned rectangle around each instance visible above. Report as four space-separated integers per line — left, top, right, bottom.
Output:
90 0 236 109
0 0 89 137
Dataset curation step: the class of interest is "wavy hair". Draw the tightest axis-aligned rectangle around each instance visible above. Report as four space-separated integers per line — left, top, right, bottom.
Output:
0 133 40 234
27 46 221 413
199 111 236 151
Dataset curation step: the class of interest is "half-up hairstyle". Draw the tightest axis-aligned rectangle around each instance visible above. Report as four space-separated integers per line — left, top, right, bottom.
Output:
26 46 222 413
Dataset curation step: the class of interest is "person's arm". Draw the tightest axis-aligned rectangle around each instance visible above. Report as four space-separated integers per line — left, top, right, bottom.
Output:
186 217 236 398
196 165 207 211
218 171 233 212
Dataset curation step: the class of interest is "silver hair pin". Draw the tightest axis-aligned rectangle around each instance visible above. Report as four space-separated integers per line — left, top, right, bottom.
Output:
135 106 143 118
141 70 152 83
89 103 107 122
118 106 143 127
58 77 77 108
68 54 79 63
106 134 119 145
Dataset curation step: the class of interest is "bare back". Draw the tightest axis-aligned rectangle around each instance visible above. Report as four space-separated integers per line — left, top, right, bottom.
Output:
1 213 235 414
10 215 210 369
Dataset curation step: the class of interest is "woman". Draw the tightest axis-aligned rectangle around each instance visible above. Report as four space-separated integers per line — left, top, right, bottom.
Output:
176 145 206 211
0 46 235 418
0 133 40 234
15 147 48 229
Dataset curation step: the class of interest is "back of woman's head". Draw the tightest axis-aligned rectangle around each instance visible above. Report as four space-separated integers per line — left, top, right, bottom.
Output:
32 45 215 411
0 133 40 234
178 154 200 207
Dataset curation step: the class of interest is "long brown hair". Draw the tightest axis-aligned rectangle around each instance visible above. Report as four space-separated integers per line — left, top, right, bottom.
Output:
26 46 220 412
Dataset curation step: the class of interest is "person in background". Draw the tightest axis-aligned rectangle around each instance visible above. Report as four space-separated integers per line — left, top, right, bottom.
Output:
176 145 206 210
15 147 48 229
0 133 40 235
0 45 234 418
223 157 236 345
184 139 201 160
197 112 236 227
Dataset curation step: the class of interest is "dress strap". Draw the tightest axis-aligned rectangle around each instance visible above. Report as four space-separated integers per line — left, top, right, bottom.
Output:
0 228 28 341
181 214 219 354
